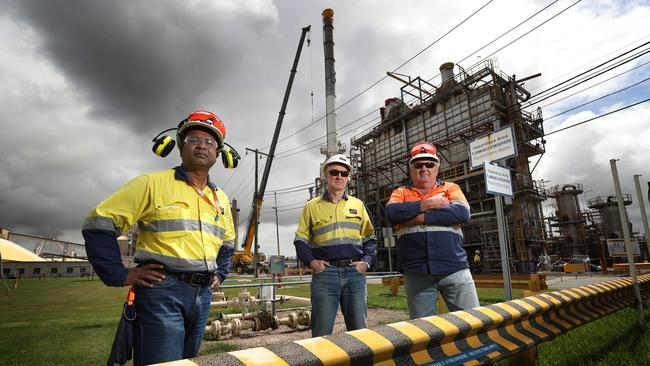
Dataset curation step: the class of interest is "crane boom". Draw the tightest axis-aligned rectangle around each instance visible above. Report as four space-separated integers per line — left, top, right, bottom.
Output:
236 26 311 272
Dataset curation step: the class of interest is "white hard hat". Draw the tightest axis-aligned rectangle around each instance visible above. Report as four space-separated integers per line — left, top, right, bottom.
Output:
323 154 352 172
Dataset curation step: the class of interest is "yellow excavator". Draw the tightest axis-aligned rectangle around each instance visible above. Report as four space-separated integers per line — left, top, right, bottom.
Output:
231 26 311 276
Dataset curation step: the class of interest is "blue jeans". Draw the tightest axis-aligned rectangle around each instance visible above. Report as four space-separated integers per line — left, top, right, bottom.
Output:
404 268 480 319
133 275 212 366
310 266 367 337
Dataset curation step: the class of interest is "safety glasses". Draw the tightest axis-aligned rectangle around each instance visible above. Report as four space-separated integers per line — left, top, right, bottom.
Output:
411 161 437 169
328 169 350 177
184 136 218 149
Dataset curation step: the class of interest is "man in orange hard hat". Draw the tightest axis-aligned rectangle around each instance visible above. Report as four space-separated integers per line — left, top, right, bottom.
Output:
83 110 236 365
386 142 479 318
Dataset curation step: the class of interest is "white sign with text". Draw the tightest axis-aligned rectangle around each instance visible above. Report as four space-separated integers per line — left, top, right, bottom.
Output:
484 162 513 197
469 126 517 169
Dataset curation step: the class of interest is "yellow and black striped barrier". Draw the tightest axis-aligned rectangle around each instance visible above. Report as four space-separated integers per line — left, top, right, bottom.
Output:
166 274 650 366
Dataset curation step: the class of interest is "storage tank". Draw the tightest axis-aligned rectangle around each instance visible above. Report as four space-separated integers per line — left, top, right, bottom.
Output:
588 194 633 238
549 184 585 256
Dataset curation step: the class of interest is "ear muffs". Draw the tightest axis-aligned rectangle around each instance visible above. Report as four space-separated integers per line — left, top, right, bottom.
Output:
221 144 240 169
152 135 176 157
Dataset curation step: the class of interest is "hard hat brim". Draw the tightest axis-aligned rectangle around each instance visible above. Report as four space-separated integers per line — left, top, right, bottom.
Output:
409 153 440 165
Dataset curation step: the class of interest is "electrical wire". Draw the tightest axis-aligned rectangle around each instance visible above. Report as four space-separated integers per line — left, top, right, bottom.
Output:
261 0 494 150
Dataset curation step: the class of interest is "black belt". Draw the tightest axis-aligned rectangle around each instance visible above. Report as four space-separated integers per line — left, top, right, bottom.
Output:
165 271 214 287
328 259 357 267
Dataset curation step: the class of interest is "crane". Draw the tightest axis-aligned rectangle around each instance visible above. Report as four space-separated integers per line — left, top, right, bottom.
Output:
231 25 311 275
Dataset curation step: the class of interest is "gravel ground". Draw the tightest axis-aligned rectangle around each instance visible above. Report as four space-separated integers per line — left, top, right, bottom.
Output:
202 307 409 350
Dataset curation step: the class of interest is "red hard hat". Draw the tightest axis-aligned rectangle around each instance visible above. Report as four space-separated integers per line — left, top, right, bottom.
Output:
177 110 226 148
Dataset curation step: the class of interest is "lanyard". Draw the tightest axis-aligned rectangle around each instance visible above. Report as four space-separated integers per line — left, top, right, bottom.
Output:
188 182 223 216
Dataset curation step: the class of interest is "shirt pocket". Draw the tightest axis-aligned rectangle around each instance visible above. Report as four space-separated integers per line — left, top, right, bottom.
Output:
154 202 191 239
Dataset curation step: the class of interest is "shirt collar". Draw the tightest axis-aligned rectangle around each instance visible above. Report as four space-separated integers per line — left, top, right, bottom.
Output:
174 165 217 191
322 190 348 202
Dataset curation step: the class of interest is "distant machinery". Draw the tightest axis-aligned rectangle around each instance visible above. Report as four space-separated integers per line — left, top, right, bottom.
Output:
588 194 633 239
547 184 587 257
350 59 546 272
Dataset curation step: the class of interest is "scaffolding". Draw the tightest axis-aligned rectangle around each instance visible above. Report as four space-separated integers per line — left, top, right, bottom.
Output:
350 59 546 273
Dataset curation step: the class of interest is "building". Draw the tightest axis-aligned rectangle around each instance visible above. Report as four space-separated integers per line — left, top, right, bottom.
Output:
349 59 546 272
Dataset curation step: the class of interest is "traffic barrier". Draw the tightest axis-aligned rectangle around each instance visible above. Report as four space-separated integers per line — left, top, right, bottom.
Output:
382 273 547 296
168 274 650 366
613 262 650 273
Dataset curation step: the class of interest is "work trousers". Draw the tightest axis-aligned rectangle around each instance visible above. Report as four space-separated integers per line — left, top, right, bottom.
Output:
310 266 367 337
133 276 212 365
404 268 480 319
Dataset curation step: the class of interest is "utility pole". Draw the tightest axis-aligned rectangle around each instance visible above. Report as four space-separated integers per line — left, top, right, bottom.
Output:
274 191 280 255
246 148 269 278
610 160 646 329
634 175 650 262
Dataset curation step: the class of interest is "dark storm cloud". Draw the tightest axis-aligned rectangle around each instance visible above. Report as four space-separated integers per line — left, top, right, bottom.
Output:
10 0 273 133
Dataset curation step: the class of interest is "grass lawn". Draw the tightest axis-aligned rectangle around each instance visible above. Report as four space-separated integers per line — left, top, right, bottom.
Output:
0 277 647 365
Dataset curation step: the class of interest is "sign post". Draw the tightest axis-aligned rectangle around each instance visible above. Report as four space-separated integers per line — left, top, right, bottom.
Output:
470 128 516 301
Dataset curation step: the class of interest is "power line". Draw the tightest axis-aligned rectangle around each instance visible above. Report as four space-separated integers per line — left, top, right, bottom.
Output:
545 98 650 137
262 0 494 150
544 76 650 121
540 59 650 110
271 0 571 159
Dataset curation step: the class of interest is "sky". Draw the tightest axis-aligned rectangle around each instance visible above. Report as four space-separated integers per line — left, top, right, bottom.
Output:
1 0 649 258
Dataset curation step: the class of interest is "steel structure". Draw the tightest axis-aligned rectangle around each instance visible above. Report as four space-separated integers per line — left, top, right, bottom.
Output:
349 59 546 272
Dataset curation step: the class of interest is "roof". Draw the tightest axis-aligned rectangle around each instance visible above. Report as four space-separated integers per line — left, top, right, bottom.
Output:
0 238 47 262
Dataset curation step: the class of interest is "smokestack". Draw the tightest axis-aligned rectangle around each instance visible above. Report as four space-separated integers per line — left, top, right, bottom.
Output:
322 8 338 156
440 62 455 85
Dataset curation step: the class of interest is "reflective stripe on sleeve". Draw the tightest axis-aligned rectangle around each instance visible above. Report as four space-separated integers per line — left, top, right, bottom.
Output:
82 216 120 234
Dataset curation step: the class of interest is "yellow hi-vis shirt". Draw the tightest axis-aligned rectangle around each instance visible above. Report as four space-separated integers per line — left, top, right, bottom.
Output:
294 193 376 264
83 169 235 273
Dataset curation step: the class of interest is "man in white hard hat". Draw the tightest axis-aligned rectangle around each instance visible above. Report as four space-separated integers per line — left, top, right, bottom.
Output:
293 154 377 336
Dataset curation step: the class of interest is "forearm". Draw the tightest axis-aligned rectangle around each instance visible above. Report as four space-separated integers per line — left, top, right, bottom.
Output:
386 201 422 224
361 237 377 265
424 203 470 226
294 239 315 267
82 229 128 287
215 244 234 283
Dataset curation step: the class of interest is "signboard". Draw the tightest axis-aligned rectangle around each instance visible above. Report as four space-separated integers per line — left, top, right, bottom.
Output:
607 238 641 257
484 162 513 197
469 126 517 169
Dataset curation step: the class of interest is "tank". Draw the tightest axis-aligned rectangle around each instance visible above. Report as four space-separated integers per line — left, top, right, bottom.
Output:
588 194 633 239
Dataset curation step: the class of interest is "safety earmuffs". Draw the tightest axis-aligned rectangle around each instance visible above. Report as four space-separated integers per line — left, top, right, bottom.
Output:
151 127 241 169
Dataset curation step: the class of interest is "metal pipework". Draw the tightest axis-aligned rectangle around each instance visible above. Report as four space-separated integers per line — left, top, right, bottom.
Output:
322 8 338 155
206 309 311 340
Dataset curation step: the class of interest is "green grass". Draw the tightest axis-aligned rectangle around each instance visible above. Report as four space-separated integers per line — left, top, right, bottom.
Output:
0 277 647 365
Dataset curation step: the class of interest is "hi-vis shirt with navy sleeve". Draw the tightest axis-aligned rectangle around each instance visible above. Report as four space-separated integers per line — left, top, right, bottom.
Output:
386 179 470 275
293 192 377 267
82 166 235 286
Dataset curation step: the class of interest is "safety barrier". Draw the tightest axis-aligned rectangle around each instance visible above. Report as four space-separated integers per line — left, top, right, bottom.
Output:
162 274 650 366
382 273 547 296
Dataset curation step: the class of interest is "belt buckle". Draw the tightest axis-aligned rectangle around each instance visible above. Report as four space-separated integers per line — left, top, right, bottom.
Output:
189 273 207 287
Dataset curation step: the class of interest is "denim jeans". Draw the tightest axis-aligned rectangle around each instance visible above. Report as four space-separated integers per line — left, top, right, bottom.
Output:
133 275 212 366
404 268 479 319
310 266 367 337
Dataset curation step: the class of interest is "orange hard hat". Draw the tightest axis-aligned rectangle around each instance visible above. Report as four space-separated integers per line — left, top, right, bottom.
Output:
177 110 226 149
409 142 439 164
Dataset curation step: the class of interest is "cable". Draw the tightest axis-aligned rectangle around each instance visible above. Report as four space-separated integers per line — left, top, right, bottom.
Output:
262 0 494 150
271 0 571 159
540 59 650 110
544 76 650 121
545 98 650 137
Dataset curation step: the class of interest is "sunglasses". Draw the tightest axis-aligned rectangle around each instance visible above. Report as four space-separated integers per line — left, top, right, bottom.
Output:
411 161 437 169
328 169 350 177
